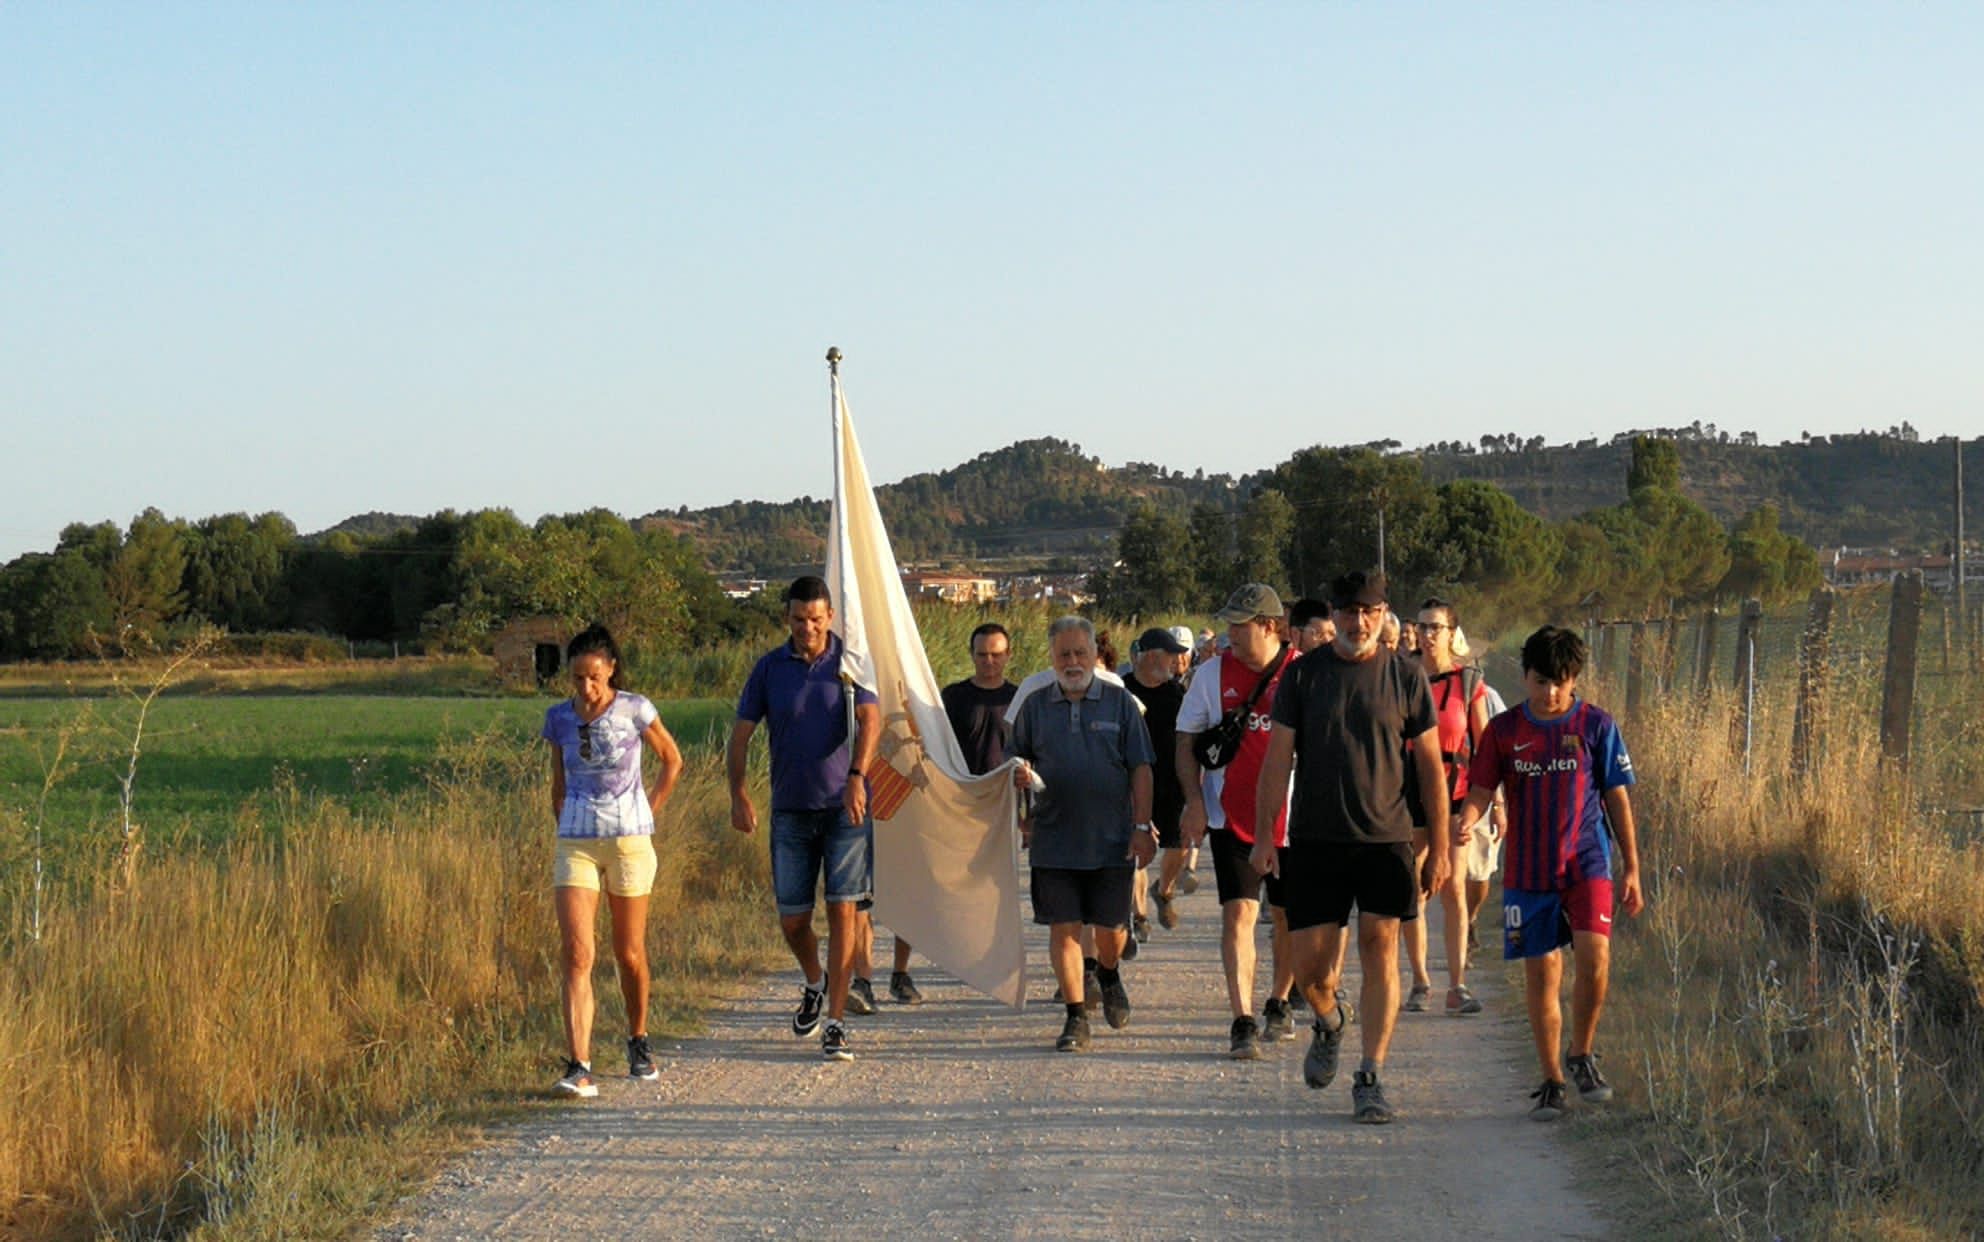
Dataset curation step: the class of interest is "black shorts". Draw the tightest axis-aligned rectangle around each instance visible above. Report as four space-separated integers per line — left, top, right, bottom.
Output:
1280 841 1418 931
1210 830 1284 908
1031 865 1135 929
1154 812 1183 851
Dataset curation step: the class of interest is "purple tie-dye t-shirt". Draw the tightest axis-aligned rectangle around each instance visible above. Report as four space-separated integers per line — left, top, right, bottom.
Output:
542 692 659 838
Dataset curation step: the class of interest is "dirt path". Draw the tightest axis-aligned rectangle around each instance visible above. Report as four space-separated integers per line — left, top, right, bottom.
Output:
388 869 1611 1240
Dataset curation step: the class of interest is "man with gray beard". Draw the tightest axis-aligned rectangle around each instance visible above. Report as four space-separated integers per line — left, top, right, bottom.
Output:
1010 616 1157 1052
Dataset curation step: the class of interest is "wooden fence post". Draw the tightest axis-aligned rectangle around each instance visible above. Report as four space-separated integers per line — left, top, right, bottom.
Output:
1626 620 1648 716
1696 608 1720 696
1879 571 1926 768
1791 587 1836 777
1731 599 1763 769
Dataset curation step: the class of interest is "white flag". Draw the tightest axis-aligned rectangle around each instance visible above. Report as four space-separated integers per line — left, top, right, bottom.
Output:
824 371 1028 1008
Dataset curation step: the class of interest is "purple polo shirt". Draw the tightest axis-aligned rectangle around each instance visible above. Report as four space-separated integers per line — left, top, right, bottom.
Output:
737 633 879 812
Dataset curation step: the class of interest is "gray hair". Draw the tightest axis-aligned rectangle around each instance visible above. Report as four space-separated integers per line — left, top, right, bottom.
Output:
1046 615 1095 646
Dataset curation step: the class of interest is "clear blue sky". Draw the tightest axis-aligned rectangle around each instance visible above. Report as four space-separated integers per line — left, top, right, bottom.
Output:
4 4 1980 561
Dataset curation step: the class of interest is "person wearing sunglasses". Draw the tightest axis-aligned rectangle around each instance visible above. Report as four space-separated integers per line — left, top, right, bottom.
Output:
542 623 684 1098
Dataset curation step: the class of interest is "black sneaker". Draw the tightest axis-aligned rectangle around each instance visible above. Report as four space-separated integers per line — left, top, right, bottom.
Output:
847 976 878 1015
1100 976 1132 1030
554 1059 598 1098
627 1035 659 1081
1352 1070 1393 1124
792 982 825 1037
1529 1079 1569 1121
821 1019 854 1062
1303 1009 1346 1089
1261 997 1294 1042
1155 889 1178 929
889 971 924 1005
1567 1054 1614 1102
1121 929 1140 961
1055 1010 1092 1052
1229 1016 1262 1060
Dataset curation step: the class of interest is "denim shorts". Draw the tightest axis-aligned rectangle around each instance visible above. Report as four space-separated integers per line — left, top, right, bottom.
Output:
769 808 873 916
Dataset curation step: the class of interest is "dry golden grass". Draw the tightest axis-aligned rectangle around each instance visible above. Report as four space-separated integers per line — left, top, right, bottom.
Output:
0 744 779 1240
1589 669 1984 1239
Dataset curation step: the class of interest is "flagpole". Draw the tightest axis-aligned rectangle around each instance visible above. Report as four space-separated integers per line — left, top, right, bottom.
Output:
828 347 859 749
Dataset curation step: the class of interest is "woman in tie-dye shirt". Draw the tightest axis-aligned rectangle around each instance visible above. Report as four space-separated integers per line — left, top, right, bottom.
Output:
541 624 683 1098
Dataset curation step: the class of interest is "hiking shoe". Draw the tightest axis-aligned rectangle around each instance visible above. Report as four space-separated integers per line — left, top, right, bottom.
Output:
1567 1054 1614 1102
627 1035 659 1081
847 976 878 1016
1404 983 1431 1012
1179 871 1200 895
1229 1016 1262 1060
792 982 826 1036
1352 1070 1393 1124
1101 977 1132 1030
1261 997 1294 1042
1530 1079 1569 1121
554 1059 598 1098
821 1020 853 1062
1446 985 1483 1017
1083 967 1102 1012
1303 1009 1346 1089
1121 929 1140 961
889 971 924 1005
1055 1010 1092 1052
1155 889 1179 929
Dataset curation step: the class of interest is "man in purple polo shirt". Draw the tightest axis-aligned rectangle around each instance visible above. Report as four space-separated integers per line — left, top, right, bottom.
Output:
727 576 881 1063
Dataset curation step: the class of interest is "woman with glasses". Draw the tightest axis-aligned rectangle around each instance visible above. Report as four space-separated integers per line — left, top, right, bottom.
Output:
1409 599 1492 1017
542 623 684 1097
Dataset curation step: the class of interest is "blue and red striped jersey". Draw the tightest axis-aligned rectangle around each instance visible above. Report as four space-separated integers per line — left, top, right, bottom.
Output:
1469 698 1634 892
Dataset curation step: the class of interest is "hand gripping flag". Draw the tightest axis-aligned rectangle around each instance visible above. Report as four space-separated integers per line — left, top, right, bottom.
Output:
824 362 1027 1008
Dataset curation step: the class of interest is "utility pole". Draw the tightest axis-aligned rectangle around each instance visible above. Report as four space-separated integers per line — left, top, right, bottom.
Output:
1958 436 1968 665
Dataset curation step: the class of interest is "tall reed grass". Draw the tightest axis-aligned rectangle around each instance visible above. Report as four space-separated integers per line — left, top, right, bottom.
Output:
1589 660 1984 1239
0 737 779 1240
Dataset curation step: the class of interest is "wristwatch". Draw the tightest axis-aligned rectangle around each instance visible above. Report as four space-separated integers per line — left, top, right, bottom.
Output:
1134 822 1158 837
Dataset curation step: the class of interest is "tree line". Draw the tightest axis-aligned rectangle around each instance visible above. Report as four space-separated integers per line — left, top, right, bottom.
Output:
0 509 760 661
1094 437 1823 628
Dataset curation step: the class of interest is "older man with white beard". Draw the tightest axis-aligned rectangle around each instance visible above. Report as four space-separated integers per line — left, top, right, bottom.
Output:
1010 616 1157 1052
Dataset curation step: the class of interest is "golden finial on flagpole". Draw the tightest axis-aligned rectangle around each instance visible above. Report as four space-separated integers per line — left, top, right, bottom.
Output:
826 346 842 377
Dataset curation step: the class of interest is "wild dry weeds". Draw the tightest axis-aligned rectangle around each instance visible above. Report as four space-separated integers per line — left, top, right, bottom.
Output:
0 734 779 1240
1593 664 1984 1239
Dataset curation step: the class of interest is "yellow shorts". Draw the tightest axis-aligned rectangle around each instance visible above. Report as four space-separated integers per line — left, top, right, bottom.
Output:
554 835 658 898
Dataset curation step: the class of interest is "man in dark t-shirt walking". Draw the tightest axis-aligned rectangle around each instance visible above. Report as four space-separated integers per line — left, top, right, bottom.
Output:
941 622 1018 777
1124 627 1189 941
1252 571 1449 1125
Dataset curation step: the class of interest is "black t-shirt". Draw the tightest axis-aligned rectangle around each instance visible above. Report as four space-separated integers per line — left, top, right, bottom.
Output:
1124 675 1186 833
1269 646 1437 846
940 678 1018 775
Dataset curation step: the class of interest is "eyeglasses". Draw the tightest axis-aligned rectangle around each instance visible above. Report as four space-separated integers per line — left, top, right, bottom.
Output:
1336 603 1387 619
1419 622 1452 633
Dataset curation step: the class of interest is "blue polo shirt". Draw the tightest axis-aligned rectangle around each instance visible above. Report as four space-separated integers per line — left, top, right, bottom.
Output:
737 633 880 812
1009 677 1155 870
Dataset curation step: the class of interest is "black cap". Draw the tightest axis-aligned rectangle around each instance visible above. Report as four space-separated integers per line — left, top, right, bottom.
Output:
1136 626 1190 655
1328 570 1388 610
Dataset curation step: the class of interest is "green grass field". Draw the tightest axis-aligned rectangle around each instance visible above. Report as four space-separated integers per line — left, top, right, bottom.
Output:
0 694 735 852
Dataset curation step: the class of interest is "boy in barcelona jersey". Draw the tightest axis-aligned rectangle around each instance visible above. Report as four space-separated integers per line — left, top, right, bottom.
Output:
1457 625 1646 1121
